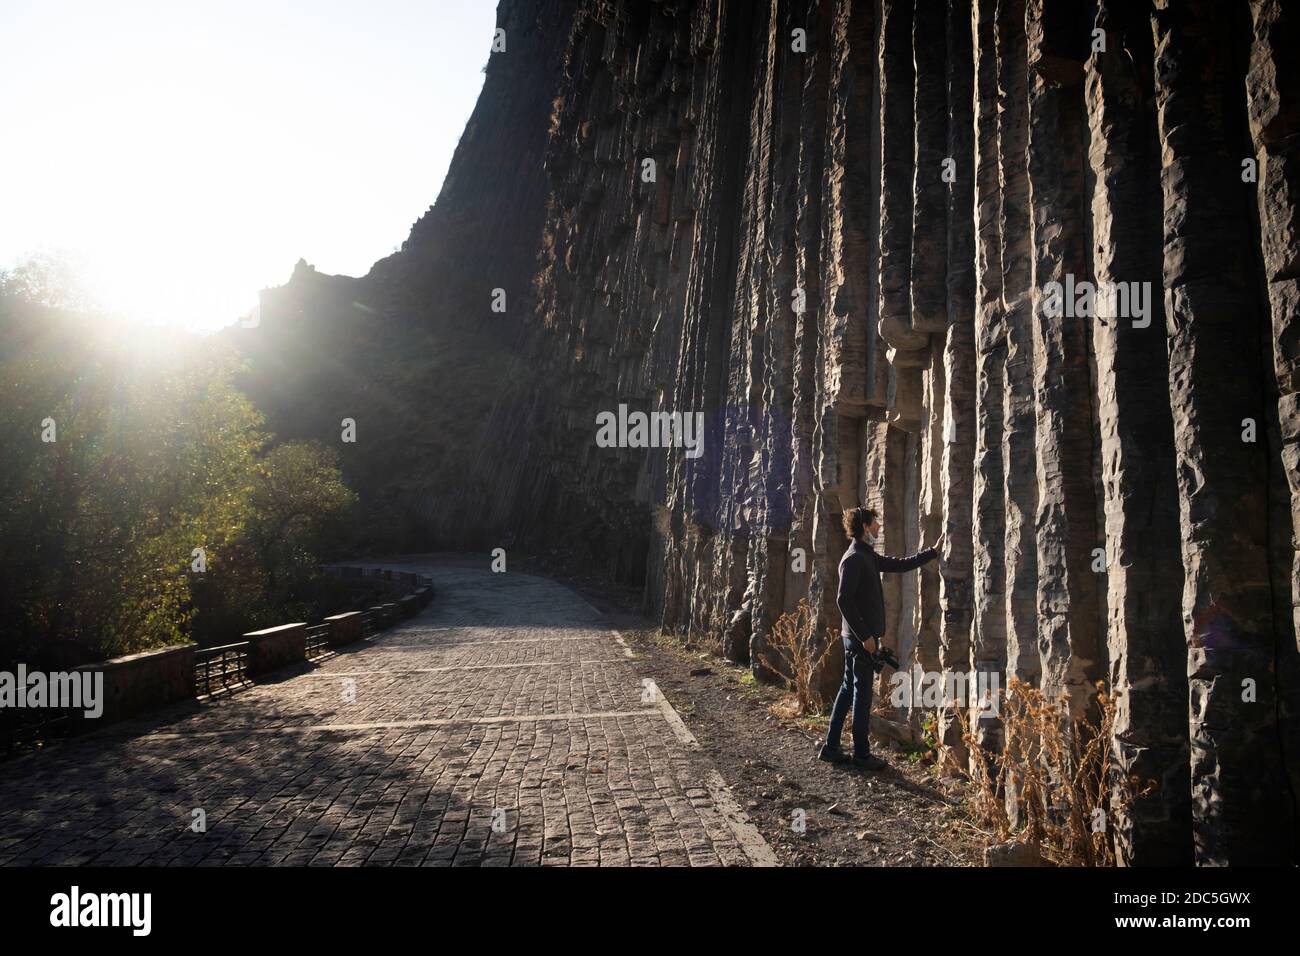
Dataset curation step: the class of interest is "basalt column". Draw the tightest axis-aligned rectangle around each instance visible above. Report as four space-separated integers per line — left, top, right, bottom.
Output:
965 0 1007 766
813 0 890 701
672 0 762 652
1153 0 1294 864
996 0 1041 694
794 0 841 700
910 0 949 709
938 0 977 755
878 0 929 434
871 0 920 681
1025 0 1103 719
734 0 785 670
1246 0 1300 853
1083 0 1191 866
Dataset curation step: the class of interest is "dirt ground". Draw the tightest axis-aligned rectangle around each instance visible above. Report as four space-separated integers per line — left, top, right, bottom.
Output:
514 555 987 867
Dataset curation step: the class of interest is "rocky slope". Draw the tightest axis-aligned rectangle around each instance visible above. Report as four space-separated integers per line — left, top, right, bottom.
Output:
244 0 1299 865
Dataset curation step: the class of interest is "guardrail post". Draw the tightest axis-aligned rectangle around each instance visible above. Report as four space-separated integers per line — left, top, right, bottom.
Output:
243 623 307 675
71 643 197 727
324 611 364 647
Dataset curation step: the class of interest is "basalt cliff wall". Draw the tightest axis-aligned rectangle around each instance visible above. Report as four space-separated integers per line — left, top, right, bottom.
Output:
249 0 1300 865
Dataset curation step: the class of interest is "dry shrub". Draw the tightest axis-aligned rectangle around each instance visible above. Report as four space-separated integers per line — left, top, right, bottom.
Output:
757 598 835 716
948 677 1154 867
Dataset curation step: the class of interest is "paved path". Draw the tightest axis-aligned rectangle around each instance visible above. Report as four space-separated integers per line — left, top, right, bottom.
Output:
0 562 775 867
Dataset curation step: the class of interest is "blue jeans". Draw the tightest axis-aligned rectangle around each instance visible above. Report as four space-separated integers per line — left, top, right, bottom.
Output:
825 637 874 758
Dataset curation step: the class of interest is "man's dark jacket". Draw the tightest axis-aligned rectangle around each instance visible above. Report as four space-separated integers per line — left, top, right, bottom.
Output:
837 538 938 651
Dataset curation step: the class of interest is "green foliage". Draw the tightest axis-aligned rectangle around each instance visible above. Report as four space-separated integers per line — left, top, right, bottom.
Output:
902 713 941 765
0 283 356 667
0 250 96 312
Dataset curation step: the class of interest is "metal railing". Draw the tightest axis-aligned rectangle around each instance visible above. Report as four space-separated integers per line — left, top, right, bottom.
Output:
305 623 331 659
195 641 250 698
361 609 380 638
0 706 72 757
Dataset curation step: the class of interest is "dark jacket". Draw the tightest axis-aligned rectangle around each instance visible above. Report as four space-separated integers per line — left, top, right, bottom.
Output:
837 537 938 651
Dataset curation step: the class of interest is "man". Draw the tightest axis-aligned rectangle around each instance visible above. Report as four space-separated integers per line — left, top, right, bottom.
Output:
818 506 942 770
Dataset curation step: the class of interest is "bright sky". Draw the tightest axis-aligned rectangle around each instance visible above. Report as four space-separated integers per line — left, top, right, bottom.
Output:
0 0 496 332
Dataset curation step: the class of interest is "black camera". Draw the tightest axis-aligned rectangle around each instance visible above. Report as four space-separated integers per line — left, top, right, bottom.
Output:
869 645 901 673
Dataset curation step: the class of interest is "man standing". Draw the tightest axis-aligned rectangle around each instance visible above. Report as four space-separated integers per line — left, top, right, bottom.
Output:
818 506 941 770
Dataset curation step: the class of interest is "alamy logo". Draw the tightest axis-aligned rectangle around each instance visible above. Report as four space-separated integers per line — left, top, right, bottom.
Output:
595 404 705 459
1041 274 1152 328
50 886 151 936
888 666 1001 716
0 665 103 718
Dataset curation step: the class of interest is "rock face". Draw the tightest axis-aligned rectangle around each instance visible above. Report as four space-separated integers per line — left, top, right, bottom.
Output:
249 0 1299 864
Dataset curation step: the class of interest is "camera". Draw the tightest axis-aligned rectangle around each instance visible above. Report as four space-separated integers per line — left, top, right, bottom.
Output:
869 645 901 673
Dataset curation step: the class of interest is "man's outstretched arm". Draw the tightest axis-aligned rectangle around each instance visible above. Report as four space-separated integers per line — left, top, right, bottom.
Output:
875 547 937 573
876 534 944 573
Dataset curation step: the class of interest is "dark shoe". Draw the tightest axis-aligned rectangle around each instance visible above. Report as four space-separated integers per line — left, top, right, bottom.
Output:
851 753 887 771
818 745 849 764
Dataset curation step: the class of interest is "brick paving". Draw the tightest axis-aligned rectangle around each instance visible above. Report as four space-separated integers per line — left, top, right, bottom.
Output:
0 563 775 866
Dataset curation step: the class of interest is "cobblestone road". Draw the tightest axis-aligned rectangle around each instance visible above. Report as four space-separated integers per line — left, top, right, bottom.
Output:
0 562 776 867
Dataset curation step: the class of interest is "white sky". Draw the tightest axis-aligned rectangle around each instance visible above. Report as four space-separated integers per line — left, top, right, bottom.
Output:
0 0 497 331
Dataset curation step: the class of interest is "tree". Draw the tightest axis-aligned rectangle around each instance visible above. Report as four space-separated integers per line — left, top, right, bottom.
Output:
0 263 358 666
